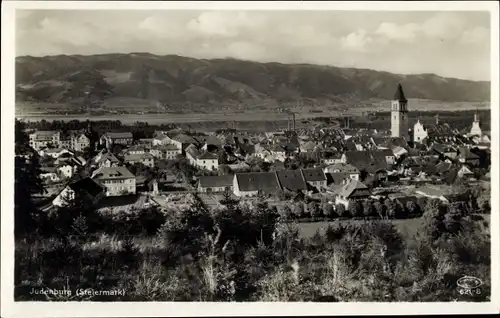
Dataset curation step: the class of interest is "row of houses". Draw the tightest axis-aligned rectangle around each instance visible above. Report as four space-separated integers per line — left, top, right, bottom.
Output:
197 168 327 196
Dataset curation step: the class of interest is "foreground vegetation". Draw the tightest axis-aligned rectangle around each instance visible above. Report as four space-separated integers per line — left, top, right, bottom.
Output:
15 192 490 302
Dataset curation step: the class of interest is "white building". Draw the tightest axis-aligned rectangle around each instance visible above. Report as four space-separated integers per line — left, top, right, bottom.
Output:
390 84 409 139
72 133 91 152
186 145 219 171
470 112 482 136
91 166 136 196
29 130 61 150
413 120 428 143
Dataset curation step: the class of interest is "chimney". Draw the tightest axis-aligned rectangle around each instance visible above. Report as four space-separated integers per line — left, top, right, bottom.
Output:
435 114 439 125
474 111 479 123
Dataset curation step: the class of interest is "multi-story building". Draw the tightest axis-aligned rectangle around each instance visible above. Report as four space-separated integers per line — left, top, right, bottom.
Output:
186 145 219 171
124 153 155 168
100 132 133 148
29 130 61 150
91 166 136 196
72 133 91 152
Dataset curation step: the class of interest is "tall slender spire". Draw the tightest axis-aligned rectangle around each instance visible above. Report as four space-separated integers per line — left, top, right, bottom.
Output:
393 83 408 102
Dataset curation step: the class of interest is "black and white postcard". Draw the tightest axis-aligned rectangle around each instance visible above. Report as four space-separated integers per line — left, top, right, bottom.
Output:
1 1 499 316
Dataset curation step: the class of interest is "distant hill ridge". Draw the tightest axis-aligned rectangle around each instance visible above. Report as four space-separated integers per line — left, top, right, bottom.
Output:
15 53 490 106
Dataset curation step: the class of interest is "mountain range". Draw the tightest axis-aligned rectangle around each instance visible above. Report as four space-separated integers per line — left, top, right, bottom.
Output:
15 53 490 108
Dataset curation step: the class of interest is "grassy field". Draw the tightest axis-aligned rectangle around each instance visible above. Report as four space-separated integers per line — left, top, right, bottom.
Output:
298 214 490 241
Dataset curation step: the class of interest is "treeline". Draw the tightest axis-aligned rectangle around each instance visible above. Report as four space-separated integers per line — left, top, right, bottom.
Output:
23 119 177 140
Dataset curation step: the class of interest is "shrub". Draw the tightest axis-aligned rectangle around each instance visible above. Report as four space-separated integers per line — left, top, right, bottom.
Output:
335 204 346 217
322 203 334 218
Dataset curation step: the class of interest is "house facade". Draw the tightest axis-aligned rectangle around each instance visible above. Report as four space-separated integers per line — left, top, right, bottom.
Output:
91 166 136 196
29 130 61 150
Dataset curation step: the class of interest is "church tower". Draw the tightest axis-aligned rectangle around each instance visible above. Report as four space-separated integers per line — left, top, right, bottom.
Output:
391 83 409 139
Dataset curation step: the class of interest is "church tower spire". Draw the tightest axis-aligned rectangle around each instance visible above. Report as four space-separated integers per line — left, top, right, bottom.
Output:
391 83 409 139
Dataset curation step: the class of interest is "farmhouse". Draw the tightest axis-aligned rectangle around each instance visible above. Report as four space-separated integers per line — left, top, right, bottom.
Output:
275 170 308 192
233 172 281 197
198 174 234 193
335 179 372 208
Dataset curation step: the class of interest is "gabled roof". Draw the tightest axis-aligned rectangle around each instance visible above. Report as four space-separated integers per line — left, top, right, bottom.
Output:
325 172 350 186
339 179 371 198
124 153 155 162
92 166 135 180
276 170 308 192
301 168 327 182
171 133 197 144
105 132 133 139
394 83 408 102
235 172 281 192
458 147 480 160
68 177 105 198
198 174 234 188
198 152 218 160
324 162 360 174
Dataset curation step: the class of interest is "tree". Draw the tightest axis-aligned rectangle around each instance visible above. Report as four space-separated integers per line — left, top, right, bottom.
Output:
443 202 464 234
280 204 292 221
405 200 420 217
322 203 334 218
335 203 346 217
362 200 375 217
422 199 445 241
292 202 304 218
348 201 363 217
384 198 397 219
14 120 45 237
308 202 320 218
373 201 386 219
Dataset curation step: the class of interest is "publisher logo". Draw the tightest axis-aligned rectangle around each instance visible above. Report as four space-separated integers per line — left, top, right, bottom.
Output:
457 276 482 296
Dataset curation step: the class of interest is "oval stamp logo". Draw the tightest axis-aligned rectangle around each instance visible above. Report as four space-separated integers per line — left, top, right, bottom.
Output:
457 276 482 296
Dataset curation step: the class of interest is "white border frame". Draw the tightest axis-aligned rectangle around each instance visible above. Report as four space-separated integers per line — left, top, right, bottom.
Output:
2 1 499 316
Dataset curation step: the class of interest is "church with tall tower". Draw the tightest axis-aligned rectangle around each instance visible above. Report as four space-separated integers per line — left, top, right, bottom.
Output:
391 83 409 139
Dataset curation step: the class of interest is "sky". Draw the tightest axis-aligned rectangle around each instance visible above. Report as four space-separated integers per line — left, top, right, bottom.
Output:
15 10 491 81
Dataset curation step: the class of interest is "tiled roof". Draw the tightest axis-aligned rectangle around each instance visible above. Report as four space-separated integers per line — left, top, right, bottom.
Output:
276 170 308 192
198 152 218 160
301 168 327 182
124 153 154 162
235 172 281 192
92 166 135 180
324 162 360 174
106 132 133 139
198 174 234 188
68 177 105 197
339 179 371 198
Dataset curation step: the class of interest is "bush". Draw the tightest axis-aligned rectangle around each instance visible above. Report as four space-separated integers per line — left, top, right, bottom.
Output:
335 204 346 217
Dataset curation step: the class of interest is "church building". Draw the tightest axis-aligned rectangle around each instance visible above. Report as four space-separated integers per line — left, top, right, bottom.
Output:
391 83 409 139
469 112 482 136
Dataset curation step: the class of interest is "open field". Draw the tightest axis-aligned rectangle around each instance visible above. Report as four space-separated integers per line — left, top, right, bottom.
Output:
298 214 490 241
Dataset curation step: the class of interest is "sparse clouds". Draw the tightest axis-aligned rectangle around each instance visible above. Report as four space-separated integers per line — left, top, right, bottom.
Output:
15 10 491 80
341 29 372 51
461 26 490 44
375 22 420 43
